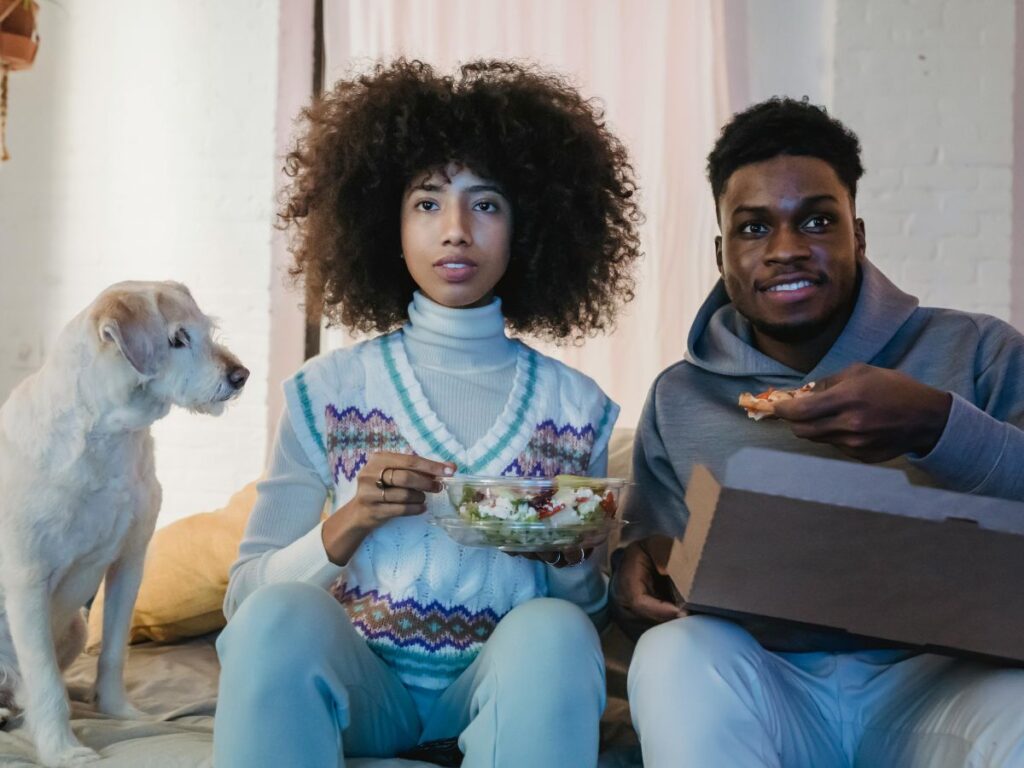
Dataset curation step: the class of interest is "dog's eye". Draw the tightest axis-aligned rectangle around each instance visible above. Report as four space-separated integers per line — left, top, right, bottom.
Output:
170 329 191 349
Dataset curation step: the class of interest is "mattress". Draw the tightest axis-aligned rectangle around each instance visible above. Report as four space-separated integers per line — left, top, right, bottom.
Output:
0 627 641 767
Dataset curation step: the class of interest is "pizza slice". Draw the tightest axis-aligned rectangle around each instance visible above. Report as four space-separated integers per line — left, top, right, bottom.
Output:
738 382 816 421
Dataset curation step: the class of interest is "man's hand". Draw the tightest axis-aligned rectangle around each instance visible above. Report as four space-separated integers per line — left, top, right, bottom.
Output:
772 363 953 462
610 540 685 638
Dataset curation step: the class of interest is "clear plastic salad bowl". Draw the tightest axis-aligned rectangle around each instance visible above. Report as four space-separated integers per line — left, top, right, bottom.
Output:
433 475 627 552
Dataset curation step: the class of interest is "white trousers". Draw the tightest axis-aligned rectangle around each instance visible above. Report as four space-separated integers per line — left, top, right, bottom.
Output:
628 615 1024 768
214 582 606 768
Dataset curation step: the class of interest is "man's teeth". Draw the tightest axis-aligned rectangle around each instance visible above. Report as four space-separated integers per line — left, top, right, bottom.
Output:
767 280 814 293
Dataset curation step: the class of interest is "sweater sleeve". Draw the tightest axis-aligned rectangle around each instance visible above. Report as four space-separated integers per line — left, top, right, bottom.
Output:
223 410 341 620
618 375 689 545
543 446 610 626
909 318 1024 501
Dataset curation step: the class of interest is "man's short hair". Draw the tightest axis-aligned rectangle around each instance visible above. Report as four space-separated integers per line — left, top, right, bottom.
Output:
707 97 864 211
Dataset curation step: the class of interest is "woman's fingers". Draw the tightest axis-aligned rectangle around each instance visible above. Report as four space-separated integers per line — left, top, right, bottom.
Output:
363 453 455 493
375 503 427 518
372 452 455 478
376 486 427 505
385 467 445 493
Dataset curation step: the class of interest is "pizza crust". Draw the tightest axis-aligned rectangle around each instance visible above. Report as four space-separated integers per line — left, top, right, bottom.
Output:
738 382 816 421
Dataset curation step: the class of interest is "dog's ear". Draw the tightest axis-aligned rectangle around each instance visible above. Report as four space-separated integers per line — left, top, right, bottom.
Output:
94 293 168 377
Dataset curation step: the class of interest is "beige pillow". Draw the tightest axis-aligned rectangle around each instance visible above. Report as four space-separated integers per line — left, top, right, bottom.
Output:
85 482 257 650
608 427 635 482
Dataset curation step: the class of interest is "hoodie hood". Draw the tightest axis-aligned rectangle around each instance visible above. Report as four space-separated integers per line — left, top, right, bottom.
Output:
685 258 920 382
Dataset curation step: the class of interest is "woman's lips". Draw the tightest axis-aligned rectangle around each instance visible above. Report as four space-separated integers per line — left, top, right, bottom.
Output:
433 262 479 283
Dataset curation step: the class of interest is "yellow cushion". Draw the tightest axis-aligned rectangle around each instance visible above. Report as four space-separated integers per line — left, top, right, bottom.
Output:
85 482 257 650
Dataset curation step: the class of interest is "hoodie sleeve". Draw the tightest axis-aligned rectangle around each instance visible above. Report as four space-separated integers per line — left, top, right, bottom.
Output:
910 317 1024 501
618 374 689 545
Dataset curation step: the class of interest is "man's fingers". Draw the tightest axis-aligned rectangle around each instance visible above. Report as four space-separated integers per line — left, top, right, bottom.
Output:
773 388 842 422
631 592 685 622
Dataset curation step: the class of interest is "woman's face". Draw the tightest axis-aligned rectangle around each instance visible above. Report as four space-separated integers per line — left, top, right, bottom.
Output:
400 164 513 309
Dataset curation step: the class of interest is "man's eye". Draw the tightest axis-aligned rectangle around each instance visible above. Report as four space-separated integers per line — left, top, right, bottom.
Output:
170 329 190 349
739 222 768 235
415 200 439 212
804 215 833 230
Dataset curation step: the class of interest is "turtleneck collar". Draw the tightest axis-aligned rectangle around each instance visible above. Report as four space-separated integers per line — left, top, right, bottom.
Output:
402 291 517 372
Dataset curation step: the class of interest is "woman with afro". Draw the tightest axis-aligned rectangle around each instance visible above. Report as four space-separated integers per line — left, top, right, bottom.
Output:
214 59 642 767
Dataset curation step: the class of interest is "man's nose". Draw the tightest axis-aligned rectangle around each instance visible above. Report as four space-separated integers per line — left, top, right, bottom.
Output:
442 204 472 246
766 226 810 262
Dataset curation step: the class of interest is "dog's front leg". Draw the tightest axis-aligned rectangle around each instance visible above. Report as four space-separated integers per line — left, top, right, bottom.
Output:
93 542 148 720
6 580 99 766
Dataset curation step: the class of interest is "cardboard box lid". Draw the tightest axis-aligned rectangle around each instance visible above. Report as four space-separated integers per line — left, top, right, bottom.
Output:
669 449 1024 662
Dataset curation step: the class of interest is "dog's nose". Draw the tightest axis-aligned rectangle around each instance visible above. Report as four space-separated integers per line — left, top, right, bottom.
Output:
228 366 250 390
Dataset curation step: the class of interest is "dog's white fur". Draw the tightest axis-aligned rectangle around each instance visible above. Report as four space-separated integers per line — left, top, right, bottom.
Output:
0 281 247 767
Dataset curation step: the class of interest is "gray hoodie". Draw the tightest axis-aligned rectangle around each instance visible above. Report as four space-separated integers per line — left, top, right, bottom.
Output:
623 258 1024 545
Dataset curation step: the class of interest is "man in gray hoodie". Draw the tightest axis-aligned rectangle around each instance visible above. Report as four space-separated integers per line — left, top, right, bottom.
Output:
613 98 1024 767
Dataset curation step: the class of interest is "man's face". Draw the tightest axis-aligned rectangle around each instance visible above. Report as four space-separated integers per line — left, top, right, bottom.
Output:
716 155 865 346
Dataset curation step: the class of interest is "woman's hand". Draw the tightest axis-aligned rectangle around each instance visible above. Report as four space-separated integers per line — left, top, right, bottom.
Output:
321 452 455 565
516 547 594 568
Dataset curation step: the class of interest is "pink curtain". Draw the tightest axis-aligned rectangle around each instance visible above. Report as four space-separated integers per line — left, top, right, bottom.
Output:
322 0 731 427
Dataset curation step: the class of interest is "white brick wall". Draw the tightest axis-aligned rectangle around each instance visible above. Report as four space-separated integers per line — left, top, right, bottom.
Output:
833 0 1016 320
0 1 285 526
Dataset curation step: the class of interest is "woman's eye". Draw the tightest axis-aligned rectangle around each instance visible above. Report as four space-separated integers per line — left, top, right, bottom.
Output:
415 200 439 212
474 200 499 213
170 329 191 349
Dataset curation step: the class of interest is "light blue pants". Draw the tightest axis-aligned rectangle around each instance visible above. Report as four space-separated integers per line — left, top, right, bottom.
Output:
214 582 605 768
628 615 1024 767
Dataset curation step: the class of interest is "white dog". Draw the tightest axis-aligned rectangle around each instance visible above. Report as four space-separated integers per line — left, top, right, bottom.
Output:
0 280 247 767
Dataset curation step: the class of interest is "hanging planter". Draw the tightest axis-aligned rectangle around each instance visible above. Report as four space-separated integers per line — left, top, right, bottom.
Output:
0 0 40 161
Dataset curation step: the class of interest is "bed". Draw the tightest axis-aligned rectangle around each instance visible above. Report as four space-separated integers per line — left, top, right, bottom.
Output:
0 429 643 766
0 625 641 767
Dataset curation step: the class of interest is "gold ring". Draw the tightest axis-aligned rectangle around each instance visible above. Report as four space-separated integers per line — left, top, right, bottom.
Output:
380 486 388 503
375 467 392 490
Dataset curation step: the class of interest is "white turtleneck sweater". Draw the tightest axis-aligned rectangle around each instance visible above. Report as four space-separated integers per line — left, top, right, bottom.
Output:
224 292 608 626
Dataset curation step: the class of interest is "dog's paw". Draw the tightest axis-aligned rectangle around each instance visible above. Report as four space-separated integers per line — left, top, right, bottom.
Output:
99 701 146 720
38 744 100 768
93 689 145 720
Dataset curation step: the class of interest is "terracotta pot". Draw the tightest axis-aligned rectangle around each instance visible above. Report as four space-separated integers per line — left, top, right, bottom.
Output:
0 0 39 71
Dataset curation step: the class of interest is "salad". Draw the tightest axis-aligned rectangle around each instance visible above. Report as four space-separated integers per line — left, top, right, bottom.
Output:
455 477 618 525
434 475 626 552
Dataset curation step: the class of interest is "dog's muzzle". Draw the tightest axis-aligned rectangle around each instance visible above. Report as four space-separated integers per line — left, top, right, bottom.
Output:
217 365 249 401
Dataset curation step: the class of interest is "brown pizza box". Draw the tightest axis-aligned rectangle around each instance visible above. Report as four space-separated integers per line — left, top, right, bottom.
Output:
660 448 1024 663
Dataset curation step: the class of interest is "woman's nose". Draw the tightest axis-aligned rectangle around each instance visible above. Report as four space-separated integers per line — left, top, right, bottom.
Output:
442 205 472 246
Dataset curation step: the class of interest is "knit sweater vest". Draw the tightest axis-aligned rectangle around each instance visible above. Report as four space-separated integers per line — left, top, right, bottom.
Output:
283 331 619 690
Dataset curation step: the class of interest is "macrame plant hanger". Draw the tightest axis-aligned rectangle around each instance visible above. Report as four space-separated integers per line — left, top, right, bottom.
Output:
0 0 41 162
1 63 9 162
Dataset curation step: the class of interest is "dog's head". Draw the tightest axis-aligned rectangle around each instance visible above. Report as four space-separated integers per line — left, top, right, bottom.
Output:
90 281 248 415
